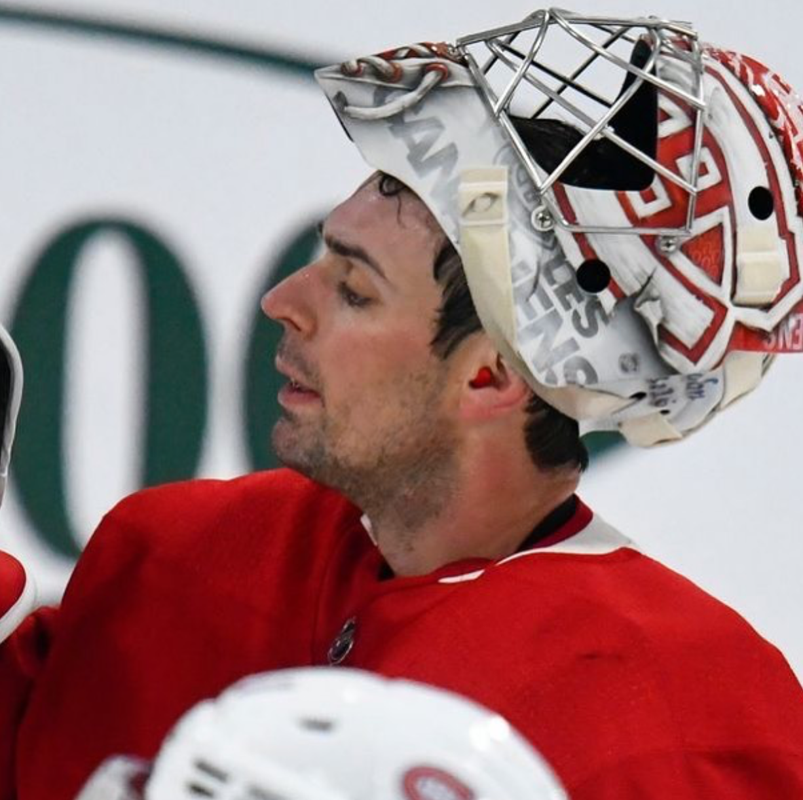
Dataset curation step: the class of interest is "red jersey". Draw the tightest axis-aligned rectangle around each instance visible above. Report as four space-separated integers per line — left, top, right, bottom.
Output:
2 469 802 798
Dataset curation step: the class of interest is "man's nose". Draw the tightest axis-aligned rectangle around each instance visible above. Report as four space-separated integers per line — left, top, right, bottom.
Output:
261 266 317 336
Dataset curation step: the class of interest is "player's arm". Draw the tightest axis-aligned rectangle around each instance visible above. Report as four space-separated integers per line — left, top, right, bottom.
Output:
0 320 34 644
0 551 36 645
0 322 61 799
0 321 37 641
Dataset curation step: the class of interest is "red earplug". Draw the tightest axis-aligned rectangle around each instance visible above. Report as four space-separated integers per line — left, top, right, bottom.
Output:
469 367 494 389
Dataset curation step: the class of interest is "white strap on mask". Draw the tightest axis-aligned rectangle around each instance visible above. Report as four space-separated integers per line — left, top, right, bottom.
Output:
734 225 787 307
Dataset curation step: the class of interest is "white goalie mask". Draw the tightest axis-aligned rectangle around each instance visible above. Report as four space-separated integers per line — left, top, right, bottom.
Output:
0 323 22 507
77 668 567 800
315 8 803 446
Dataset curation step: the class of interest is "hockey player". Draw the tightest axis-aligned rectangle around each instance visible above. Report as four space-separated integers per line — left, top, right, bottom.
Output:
3 9 803 799
75 668 568 800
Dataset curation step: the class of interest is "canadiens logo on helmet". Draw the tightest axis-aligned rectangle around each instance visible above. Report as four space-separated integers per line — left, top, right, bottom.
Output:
402 766 475 800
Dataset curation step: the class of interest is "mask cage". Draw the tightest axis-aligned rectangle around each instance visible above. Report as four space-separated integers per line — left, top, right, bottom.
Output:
456 8 707 238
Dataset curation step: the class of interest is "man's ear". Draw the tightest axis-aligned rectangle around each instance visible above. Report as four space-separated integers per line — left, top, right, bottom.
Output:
459 349 531 421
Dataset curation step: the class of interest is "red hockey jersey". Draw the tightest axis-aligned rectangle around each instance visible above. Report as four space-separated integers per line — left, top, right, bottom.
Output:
2 469 802 798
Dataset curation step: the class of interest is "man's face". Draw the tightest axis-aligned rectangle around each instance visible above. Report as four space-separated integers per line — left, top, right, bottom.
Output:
262 176 460 513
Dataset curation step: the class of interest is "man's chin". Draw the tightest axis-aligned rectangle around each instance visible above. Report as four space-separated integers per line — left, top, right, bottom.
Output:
271 420 322 477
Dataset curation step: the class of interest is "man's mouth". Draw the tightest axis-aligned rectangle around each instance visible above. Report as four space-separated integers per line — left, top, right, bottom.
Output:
287 378 318 395
275 352 322 407
277 371 321 408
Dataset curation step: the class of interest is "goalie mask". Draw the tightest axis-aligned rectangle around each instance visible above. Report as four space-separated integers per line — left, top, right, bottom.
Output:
0 323 22 507
77 668 567 800
315 9 803 446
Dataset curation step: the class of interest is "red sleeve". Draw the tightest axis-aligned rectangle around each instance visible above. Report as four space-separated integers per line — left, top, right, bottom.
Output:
12 471 358 800
0 605 59 800
571 747 803 799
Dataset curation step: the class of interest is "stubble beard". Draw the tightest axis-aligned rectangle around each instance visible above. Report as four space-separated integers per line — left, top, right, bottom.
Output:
272 370 459 546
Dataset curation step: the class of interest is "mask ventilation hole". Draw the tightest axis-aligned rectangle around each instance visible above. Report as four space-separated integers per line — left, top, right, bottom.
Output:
300 718 335 732
748 187 775 220
247 786 288 800
187 785 217 798
186 760 229 798
576 259 611 294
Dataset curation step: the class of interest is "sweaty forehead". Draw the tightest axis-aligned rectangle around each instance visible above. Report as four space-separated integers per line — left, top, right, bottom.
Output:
326 175 446 261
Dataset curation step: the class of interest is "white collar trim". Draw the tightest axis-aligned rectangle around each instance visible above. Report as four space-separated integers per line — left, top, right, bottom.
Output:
437 513 634 585
360 514 378 546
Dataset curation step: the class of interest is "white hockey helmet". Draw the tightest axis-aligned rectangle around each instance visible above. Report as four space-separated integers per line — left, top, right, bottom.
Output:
77 668 567 800
0 322 22 507
315 9 803 446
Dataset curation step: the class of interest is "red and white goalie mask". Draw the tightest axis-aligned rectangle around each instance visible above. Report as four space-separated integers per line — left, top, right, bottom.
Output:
316 9 803 445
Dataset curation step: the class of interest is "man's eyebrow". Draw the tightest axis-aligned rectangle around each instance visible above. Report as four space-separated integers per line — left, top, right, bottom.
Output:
318 222 388 282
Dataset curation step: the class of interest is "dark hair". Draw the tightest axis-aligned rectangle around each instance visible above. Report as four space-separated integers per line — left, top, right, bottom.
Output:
509 38 658 193
377 172 588 474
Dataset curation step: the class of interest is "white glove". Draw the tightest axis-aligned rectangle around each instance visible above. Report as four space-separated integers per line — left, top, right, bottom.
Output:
0 323 30 643
0 321 23 508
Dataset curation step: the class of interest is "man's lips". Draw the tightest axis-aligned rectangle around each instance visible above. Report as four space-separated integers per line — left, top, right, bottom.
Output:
275 358 315 389
287 378 315 392
277 381 321 409
275 358 321 404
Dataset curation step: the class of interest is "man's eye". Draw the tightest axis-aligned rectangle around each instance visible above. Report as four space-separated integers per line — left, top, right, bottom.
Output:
337 282 372 308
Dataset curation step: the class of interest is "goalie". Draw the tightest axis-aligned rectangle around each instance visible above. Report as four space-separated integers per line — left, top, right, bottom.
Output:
2 9 803 799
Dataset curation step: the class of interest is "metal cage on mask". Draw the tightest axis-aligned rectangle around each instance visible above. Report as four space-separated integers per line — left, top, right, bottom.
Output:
456 9 706 244
316 8 803 446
